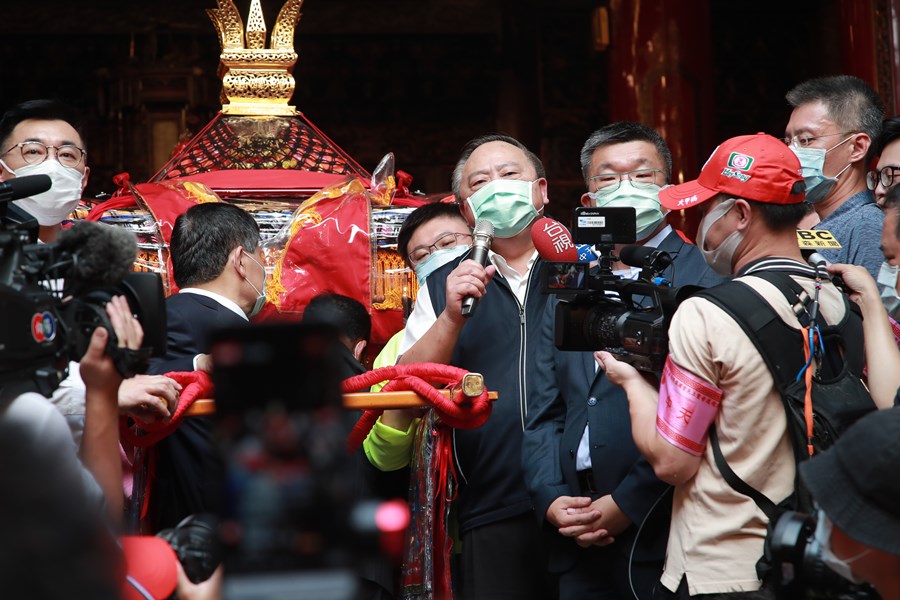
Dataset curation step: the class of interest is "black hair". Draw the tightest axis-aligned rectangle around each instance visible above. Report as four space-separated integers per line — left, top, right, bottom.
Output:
579 121 673 185
883 185 900 240
870 115 900 160
747 199 811 231
450 133 545 201
303 293 371 344
396 202 468 268
0 99 85 151
786 75 884 141
170 203 260 289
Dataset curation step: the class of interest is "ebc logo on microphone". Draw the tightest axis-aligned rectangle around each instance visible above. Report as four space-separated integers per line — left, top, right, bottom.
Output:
31 312 57 343
796 229 842 249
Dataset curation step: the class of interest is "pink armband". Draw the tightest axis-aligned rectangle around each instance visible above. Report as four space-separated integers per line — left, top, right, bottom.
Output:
890 316 900 347
656 356 723 456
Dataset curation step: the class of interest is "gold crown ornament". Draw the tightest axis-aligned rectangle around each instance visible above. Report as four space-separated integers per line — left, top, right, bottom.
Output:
207 0 305 116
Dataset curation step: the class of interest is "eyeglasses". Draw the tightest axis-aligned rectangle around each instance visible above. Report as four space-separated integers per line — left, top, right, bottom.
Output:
866 166 900 191
589 168 663 194
782 132 855 149
407 231 472 265
2 141 87 169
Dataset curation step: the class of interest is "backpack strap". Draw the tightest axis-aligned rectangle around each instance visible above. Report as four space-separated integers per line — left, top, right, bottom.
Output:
694 272 814 518
696 272 808 393
708 425 779 521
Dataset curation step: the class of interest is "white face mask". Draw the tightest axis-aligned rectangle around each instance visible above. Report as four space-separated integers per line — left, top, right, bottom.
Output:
242 250 267 317
876 261 900 318
1 158 84 226
696 198 743 276
814 509 870 584
790 136 854 205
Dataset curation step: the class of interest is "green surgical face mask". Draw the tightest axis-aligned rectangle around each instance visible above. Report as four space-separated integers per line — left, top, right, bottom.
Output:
466 179 541 238
587 182 667 241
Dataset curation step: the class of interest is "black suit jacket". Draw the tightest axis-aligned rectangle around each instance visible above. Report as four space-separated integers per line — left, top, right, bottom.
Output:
523 230 724 573
147 292 248 530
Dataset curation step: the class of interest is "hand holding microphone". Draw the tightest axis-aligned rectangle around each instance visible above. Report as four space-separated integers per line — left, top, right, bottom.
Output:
460 220 495 318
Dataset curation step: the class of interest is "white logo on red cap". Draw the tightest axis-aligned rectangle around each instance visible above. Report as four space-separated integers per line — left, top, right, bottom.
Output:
677 195 698 208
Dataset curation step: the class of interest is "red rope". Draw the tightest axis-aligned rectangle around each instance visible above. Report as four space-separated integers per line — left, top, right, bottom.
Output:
344 363 492 453
119 371 214 448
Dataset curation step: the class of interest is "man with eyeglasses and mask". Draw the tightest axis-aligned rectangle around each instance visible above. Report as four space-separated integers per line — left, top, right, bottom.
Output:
864 115 900 317
0 99 89 243
523 122 723 600
784 75 885 278
0 99 182 453
396 134 556 599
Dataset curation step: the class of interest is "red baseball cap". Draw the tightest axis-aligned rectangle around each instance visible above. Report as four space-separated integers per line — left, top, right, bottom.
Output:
659 133 806 211
121 536 179 600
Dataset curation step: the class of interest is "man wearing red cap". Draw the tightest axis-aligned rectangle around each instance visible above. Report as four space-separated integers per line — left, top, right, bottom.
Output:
597 133 860 598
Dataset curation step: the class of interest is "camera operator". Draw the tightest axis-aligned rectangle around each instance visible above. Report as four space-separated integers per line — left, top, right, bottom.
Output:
0 99 181 445
798 407 900 598
597 133 853 599
0 296 144 597
523 122 724 600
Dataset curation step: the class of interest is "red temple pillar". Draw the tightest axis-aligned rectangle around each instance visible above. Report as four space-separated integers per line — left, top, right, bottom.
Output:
605 0 716 238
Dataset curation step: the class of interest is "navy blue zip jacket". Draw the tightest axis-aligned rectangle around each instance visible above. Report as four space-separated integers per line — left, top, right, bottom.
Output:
425 251 551 533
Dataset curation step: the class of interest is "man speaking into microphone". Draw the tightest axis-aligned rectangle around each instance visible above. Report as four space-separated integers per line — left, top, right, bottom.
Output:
397 134 557 599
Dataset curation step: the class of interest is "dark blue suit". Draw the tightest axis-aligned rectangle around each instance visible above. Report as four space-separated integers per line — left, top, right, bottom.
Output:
147 292 248 530
523 230 724 599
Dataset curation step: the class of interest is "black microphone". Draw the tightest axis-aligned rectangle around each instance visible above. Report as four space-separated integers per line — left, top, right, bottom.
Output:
0 174 52 202
56 221 138 289
461 219 494 318
619 245 673 272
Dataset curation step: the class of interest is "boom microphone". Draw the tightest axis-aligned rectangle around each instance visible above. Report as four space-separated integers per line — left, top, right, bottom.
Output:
56 221 138 288
0 174 52 202
531 217 598 263
461 219 494 318
619 245 673 272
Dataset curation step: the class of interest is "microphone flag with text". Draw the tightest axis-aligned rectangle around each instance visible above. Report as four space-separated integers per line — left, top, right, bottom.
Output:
530 217 598 263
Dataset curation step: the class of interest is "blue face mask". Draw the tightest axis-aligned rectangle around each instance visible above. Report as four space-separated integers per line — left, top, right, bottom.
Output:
466 178 541 238
790 136 854 204
414 244 470 285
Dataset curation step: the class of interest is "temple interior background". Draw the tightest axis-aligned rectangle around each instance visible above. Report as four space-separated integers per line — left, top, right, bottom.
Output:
1 0 896 223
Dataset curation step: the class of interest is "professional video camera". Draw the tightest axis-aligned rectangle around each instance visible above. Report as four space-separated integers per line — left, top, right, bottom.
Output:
1 186 165 396
540 206 699 373
764 510 879 600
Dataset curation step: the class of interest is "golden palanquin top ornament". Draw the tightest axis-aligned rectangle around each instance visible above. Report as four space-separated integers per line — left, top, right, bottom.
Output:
207 0 304 116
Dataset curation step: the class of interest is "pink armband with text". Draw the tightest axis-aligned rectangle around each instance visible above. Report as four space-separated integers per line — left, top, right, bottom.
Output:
656 356 723 456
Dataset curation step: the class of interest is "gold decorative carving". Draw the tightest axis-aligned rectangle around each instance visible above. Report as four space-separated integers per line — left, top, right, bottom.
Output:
206 0 305 116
